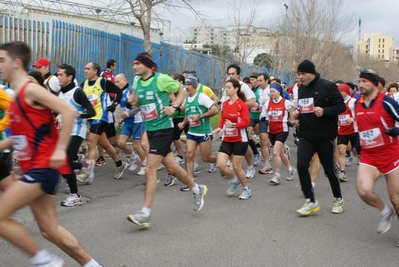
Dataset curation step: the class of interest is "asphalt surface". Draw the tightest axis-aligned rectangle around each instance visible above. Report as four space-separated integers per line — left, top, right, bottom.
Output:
1 136 398 267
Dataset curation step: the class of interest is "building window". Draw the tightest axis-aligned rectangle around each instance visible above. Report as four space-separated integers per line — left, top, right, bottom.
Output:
379 44 380 48
379 39 381 42
382 49 384 53
383 44 384 48
378 49 380 53
383 39 385 43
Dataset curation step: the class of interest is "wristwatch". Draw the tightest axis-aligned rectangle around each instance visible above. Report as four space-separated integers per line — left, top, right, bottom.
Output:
171 104 179 109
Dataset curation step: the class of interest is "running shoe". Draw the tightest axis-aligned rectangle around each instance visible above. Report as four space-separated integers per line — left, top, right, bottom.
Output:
137 165 146 176
208 163 217 173
193 184 208 211
164 174 176 186
270 174 281 185
128 153 140 171
377 206 395 234
175 156 185 165
226 180 241 196
114 162 128 180
76 154 85 162
83 159 95 184
332 198 344 214
296 199 320 216
345 155 353 166
338 171 348 182
253 153 261 167
127 212 150 228
259 164 273 174
287 167 296 181
180 184 191 192
238 188 252 200
245 166 255 179
61 194 83 207
95 156 105 166
29 254 64 267
193 165 201 174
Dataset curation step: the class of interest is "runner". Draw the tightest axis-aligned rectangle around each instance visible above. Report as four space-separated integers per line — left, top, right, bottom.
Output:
126 52 208 228
215 78 251 200
0 41 102 267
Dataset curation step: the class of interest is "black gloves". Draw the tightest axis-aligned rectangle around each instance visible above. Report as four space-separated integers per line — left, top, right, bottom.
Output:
260 117 266 122
107 104 116 112
385 127 399 137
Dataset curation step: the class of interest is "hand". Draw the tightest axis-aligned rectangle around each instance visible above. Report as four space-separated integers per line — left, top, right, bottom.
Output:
346 118 354 124
121 111 129 118
117 118 124 124
178 122 186 130
191 114 200 121
50 148 67 169
290 119 300 127
224 119 233 128
292 110 300 120
385 127 399 137
214 127 221 134
107 105 116 112
163 106 175 116
128 93 136 105
250 105 259 112
314 107 324 117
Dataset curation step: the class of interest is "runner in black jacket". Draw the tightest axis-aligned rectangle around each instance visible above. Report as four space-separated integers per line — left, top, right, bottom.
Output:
293 60 346 216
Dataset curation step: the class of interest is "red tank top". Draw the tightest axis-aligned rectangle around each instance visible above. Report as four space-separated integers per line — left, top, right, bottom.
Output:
338 98 355 135
355 92 399 152
9 82 65 173
267 98 288 134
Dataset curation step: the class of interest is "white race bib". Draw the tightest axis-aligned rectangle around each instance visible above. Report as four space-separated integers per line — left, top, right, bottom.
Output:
140 103 158 121
359 128 384 148
298 98 314 113
11 135 32 160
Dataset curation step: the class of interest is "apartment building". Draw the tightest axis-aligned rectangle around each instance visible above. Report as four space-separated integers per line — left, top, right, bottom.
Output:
357 33 394 62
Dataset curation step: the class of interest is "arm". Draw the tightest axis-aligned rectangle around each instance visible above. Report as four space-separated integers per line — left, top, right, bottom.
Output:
74 88 96 118
128 107 140 117
322 83 346 116
235 102 250 129
103 79 122 105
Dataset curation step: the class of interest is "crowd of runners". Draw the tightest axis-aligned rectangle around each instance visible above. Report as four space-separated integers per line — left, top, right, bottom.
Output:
1 41 399 266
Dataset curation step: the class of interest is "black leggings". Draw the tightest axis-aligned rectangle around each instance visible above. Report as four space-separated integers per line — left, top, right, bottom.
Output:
297 137 342 202
248 139 259 155
63 136 84 194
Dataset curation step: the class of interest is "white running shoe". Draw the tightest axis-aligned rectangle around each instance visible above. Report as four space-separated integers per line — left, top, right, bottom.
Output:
245 166 255 179
137 165 146 176
128 153 140 171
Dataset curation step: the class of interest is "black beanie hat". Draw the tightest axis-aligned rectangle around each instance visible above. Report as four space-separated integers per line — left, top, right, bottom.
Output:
134 52 155 69
297 60 316 75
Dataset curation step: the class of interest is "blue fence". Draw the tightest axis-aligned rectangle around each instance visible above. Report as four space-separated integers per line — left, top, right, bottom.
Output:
0 16 294 87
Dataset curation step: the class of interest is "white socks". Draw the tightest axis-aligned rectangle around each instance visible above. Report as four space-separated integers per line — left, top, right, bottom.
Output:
141 207 151 217
191 183 200 195
83 258 101 267
30 249 51 265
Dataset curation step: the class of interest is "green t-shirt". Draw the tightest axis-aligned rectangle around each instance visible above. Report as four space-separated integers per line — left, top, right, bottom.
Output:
134 73 180 131
185 92 212 135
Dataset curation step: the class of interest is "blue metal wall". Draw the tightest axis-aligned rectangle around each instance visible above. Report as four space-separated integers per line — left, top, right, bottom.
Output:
0 16 295 87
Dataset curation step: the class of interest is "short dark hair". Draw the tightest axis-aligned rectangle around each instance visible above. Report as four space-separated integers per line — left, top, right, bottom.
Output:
258 73 270 83
107 59 116 68
227 64 241 75
58 63 76 80
243 77 250 84
0 41 31 72
89 62 101 76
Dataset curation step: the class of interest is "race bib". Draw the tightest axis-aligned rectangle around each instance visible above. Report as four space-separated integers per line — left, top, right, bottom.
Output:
87 94 98 106
338 114 350 126
298 98 314 113
359 128 384 148
140 103 158 121
11 135 32 160
224 128 238 137
268 110 283 122
188 115 200 127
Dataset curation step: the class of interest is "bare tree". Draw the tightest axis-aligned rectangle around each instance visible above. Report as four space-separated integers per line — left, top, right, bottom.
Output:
114 0 206 54
272 0 356 81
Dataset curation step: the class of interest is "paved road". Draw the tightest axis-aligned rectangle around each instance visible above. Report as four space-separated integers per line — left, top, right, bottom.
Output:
1 136 398 267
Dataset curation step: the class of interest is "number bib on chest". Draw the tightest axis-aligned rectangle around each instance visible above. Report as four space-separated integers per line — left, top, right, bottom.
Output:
87 94 98 106
188 116 200 127
338 114 350 126
359 128 384 148
298 98 314 113
268 110 283 122
140 103 158 121
224 128 238 137
11 135 32 160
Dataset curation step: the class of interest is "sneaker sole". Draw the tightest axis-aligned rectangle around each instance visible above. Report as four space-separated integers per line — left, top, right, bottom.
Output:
378 212 396 234
128 164 138 171
95 162 106 167
126 215 150 229
339 178 348 182
296 206 321 216
164 178 176 187
61 201 83 207
239 195 251 200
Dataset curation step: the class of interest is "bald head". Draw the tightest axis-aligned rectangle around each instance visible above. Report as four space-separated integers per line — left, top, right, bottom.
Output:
115 73 127 89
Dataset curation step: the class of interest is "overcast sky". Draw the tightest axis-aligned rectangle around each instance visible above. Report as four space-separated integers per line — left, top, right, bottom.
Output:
156 0 398 46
